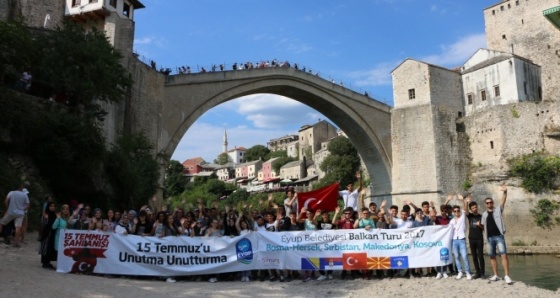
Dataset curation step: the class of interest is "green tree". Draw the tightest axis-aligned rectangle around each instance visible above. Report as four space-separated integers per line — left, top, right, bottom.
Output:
266 149 288 160
33 21 132 106
214 152 232 165
206 179 226 196
319 136 360 187
530 199 560 229
105 133 160 210
509 152 560 193
164 160 187 197
0 20 34 84
243 145 270 162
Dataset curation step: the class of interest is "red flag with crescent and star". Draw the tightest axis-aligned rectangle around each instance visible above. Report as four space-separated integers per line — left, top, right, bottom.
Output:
342 252 368 270
297 182 340 213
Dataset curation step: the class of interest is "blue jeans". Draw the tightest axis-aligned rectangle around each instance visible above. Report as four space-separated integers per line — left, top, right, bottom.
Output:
487 235 507 257
452 238 470 273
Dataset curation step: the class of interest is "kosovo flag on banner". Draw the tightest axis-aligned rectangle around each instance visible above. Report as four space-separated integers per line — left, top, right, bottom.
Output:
390 256 409 269
297 182 340 212
367 257 391 269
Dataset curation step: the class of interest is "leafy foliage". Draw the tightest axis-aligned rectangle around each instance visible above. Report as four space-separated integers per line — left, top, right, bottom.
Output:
164 160 187 197
243 145 270 162
33 21 132 104
105 133 160 210
530 199 560 229
319 136 360 187
213 152 232 165
0 19 34 84
272 155 298 175
509 152 560 193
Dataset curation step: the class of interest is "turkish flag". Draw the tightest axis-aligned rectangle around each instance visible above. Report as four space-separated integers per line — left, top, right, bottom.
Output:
342 252 368 270
297 182 340 213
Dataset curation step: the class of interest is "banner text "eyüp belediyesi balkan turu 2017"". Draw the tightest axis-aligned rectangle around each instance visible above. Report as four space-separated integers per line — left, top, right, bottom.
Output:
57 226 453 275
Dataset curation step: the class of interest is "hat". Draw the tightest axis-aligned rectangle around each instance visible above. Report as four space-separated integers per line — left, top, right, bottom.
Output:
22 188 29 194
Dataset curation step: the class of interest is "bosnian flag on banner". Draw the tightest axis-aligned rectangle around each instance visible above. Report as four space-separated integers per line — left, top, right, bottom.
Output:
297 182 340 213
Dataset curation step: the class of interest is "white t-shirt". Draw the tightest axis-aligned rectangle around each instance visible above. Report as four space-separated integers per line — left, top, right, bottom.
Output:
284 197 298 216
339 189 359 211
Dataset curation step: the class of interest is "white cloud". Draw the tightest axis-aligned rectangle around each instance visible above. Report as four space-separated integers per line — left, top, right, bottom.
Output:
421 33 486 67
233 94 320 128
347 61 399 87
171 94 327 162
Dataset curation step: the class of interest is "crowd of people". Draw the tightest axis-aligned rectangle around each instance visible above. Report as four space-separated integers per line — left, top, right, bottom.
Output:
0 178 512 285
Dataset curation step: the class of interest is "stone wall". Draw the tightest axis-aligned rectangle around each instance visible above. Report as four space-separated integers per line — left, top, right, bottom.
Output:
0 0 65 28
460 101 560 177
484 0 560 101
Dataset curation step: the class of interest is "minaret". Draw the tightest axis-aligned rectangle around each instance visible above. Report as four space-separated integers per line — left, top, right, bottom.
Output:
222 128 228 153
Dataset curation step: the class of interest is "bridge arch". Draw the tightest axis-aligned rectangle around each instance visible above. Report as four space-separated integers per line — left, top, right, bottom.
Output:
162 67 393 195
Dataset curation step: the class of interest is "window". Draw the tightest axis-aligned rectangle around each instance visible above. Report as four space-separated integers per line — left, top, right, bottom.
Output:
408 88 416 99
494 85 500 97
500 5 504 11
109 0 117 8
490 141 494 149
502 34 507 40
480 90 487 101
72 0 81 7
467 93 473 105
123 2 131 17
524 82 527 95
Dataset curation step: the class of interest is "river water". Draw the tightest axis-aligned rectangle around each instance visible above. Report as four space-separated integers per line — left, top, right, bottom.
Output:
484 255 560 291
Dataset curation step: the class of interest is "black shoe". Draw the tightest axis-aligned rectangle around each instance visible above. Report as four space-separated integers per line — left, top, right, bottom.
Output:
286 276 292 282
269 276 276 282
473 274 481 279
259 276 265 282
340 271 347 280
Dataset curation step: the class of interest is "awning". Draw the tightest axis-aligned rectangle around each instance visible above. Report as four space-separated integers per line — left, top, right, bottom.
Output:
263 177 281 183
543 6 560 30
280 178 294 184
294 175 318 183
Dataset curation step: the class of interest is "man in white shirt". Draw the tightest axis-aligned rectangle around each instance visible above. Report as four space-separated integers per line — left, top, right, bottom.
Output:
0 182 30 247
449 194 472 280
338 171 362 212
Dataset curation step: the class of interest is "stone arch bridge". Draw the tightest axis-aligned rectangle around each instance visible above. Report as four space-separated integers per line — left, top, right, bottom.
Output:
161 67 393 195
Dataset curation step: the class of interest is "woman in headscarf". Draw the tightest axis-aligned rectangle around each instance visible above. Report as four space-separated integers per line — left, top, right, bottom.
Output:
39 202 57 269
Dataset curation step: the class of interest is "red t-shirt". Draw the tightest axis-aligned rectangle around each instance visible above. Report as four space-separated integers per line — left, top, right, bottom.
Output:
337 219 354 229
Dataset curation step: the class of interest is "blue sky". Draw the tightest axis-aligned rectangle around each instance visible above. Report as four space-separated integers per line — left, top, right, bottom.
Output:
133 0 496 163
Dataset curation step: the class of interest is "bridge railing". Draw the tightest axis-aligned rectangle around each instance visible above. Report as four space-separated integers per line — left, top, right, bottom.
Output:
134 53 393 106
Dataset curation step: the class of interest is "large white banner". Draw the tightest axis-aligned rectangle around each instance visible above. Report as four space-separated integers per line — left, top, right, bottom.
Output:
257 226 453 271
57 226 452 275
57 231 257 275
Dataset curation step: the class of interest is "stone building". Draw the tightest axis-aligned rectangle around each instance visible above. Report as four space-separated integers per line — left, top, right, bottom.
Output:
462 49 541 116
391 59 467 203
483 0 560 101
298 120 337 160
267 135 299 158
227 146 247 165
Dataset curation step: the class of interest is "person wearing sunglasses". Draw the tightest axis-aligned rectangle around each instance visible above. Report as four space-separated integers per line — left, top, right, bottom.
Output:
449 194 472 281
480 184 512 284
